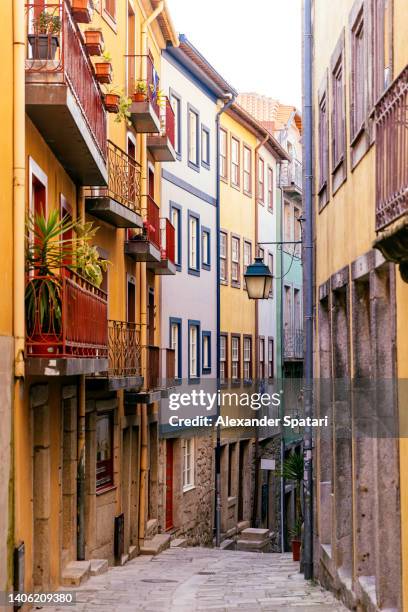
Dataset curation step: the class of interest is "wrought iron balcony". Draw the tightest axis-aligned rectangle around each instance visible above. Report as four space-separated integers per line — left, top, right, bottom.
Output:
147 97 177 162
25 268 108 375
124 346 175 406
25 2 107 185
85 141 143 228
280 159 302 197
283 329 304 361
106 320 143 389
374 64 408 280
125 54 161 133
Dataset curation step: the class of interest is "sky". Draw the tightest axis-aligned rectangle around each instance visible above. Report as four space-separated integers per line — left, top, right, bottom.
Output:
165 0 302 108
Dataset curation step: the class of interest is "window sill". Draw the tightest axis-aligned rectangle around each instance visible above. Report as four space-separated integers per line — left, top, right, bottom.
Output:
102 9 118 33
202 263 211 271
202 367 211 375
243 190 252 198
201 161 210 171
96 484 117 497
188 267 200 277
183 484 196 494
188 160 200 173
231 281 241 289
220 279 228 286
331 154 344 175
350 122 365 148
220 175 228 184
231 182 241 192
188 377 201 385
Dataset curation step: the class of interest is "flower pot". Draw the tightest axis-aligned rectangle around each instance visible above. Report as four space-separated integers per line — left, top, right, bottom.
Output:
104 93 120 113
84 29 104 56
291 539 301 562
95 62 112 84
28 34 59 60
70 0 93 24
133 92 146 102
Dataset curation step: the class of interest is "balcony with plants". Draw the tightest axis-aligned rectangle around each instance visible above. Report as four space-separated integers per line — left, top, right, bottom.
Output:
25 210 109 376
373 63 408 282
25 2 107 185
125 54 162 133
124 196 176 275
147 97 177 162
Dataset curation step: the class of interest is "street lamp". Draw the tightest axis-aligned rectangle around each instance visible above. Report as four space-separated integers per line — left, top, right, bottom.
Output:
244 257 273 299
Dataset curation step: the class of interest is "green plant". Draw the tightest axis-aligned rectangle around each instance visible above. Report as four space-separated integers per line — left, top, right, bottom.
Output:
288 517 302 540
99 50 112 62
135 80 147 94
156 88 166 107
114 94 132 126
75 222 110 287
33 10 62 35
282 452 304 531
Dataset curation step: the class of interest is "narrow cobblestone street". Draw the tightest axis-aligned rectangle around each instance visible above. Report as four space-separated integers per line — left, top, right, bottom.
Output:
45 548 347 612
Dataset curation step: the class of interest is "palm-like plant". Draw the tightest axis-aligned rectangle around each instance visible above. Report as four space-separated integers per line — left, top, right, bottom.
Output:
282 452 304 536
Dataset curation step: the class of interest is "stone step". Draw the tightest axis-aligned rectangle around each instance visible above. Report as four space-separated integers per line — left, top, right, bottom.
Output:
239 527 270 541
89 559 108 576
237 520 250 532
236 539 271 552
140 533 171 555
145 518 158 538
61 561 91 587
170 538 188 548
128 544 138 560
220 538 235 550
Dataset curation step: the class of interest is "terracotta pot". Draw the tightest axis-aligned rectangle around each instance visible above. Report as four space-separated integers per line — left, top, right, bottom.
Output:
291 539 301 562
95 62 112 84
28 34 59 60
71 0 93 23
133 92 146 102
84 29 104 56
104 93 120 113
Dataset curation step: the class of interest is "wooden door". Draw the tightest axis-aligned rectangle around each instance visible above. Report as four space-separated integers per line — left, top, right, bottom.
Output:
165 440 173 531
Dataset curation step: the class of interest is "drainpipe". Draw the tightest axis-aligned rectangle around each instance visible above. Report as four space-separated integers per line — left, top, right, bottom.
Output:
278 162 286 551
13 0 25 380
77 192 86 560
302 0 314 581
215 93 235 547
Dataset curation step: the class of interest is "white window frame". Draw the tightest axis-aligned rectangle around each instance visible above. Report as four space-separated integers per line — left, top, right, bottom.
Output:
220 128 228 179
231 336 239 380
189 215 198 271
188 108 199 166
189 324 199 378
220 335 227 383
231 236 240 284
171 322 180 379
243 336 251 380
231 137 240 187
182 438 195 491
171 206 181 267
220 231 227 282
243 145 252 194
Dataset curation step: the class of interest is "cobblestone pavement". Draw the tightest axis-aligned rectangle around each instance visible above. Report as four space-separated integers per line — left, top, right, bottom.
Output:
45 548 347 612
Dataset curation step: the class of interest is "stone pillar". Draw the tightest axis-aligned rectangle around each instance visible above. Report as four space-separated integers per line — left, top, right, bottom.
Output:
61 385 78 568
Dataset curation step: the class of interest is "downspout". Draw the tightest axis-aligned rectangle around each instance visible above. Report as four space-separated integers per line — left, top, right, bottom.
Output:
13 0 25 380
278 161 286 551
77 192 86 560
302 0 314 581
215 93 235 547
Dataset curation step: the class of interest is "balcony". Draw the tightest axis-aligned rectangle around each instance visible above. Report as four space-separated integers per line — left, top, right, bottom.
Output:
280 159 302 198
147 97 177 162
283 329 304 361
124 196 176 275
25 2 107 186
85 141 143 228
373 64 408 280
125 55 161 134
124 346 175 406
25 268 108 376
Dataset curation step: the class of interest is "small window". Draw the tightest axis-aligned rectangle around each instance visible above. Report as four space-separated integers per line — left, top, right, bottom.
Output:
105 0 116 20
318 85 329 194
201 126 210 168
374 0 393 99
231 336 240 381
231 137 240 188
259 338 265 379
170 320 181 380
258 246 265 263
268 253 274 297
220 129 228 180
350 8 365 140
202 331 211 373
188 107 199 168
332 44 345 169
267 166 274 211
244 240 252 273
231 236 240 285
170 92 181 157
170 205 181 268
202 228 210 269
220 232 228 282
183 438 194 491
96 413 114 491
258 157 265 202
268 338 274 378
189 323 199 379
220 334 228 383
188 213 199 273
243 146 252 195
243 336 252 380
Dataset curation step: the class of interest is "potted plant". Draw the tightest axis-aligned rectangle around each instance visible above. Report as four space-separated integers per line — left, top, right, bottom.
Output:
103 86 120 113
84 27 104 56
75 222 110 288
114 94 132 125
282 452 304 562
95 51 113 84
70 0 94 24
133 80 147 102
28 10 62 60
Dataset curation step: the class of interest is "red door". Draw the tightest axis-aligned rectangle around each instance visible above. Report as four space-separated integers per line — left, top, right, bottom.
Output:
165 440 173 531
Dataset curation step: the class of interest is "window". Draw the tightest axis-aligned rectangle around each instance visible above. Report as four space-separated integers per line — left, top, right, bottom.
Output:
268 253 274 296
188 213 200 274
231 236 240 286
243 145 252 195
258 246 265 262
202 331 211 374
318 82 329 197
105 0 116 20
284 202 292 243
267 166 274 211
170 204 181 269
231 336 240 381
350 8 365 140
258 157 265 202
183 438 194 491
331 35 345 169
202 227 211 270
188 322 200 379
170 319 182 380
201 126 210 168
220 334 228 383
170 92 181 157
259 338 265 379
188 106 199 168
374 0 393 99
268 338 274 378
243 336 252 380
294 208 301 256
220 231 228 282
231 137 240 188
244 240 252 273
220 129 228 180
96 413 114 491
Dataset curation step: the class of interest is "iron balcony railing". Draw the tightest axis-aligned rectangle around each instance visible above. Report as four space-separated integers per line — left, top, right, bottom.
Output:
25 2 107 160
142 346 175 390
280 159 302 191
160 97 175 148
129 196 176 264
108 320 142 377
26 268 108 358
125 54 160 120
375 63 408 231
160 218 175 264
85 141 142 213
283 329 304 360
